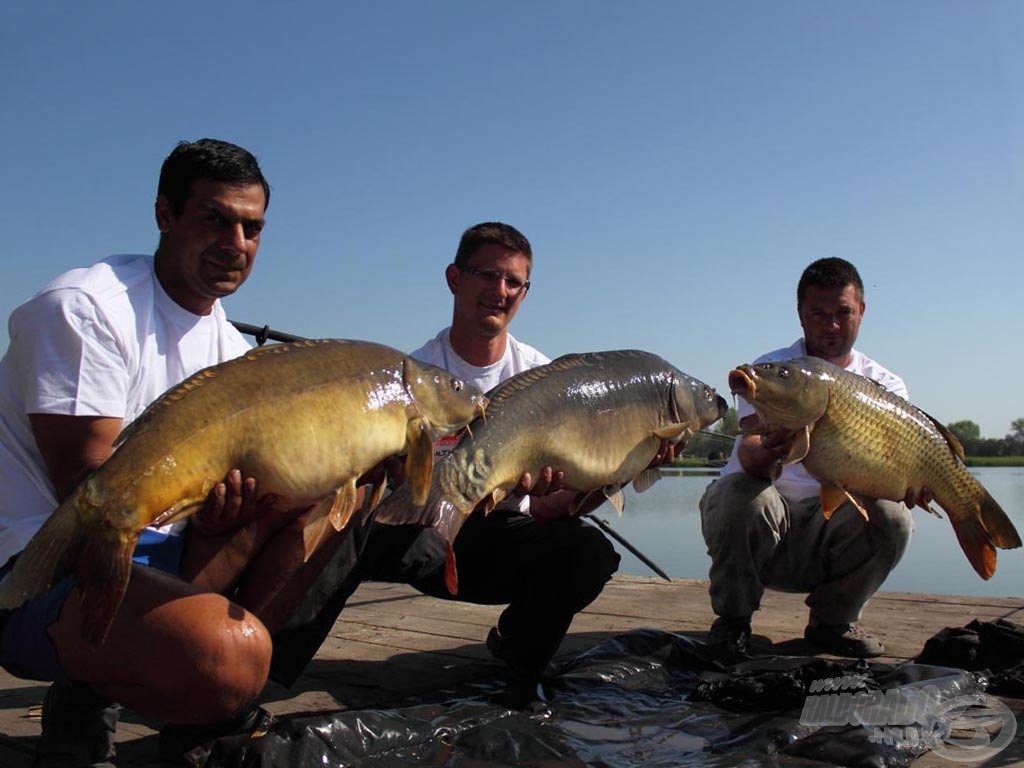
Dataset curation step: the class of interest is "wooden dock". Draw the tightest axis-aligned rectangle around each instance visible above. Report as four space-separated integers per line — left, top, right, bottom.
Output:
1 575 1022 766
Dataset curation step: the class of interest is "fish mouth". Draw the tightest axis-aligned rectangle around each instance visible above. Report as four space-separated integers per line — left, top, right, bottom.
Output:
728 367 756 399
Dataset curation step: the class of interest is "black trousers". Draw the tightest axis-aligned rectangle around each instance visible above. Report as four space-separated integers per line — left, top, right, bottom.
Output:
270 509 620 686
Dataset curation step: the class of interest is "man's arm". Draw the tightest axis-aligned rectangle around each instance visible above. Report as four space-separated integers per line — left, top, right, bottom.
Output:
29 413 123 501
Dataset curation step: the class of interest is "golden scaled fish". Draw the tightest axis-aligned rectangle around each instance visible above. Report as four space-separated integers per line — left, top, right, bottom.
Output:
0 339 487 644
376 349 729 592
728 356 1021 580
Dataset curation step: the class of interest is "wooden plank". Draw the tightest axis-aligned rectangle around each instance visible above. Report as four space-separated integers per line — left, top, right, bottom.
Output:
1 575 1022 767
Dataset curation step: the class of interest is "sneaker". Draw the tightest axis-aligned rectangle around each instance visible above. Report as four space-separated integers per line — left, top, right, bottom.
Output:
34 681 120 767
159 706 274 766
707 616 752 660
804 622 884 658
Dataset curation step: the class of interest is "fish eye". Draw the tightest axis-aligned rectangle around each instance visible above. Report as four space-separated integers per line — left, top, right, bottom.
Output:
450 378 464 392
779 368 789 379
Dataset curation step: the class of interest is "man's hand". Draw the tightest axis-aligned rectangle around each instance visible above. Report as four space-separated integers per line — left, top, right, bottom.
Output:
512 466 566 498
737 418 798 481
189 469 277 537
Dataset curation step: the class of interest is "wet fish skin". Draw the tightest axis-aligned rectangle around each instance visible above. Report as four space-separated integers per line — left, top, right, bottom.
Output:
0 339 487 644
728 356 1021 580
376 349 728 591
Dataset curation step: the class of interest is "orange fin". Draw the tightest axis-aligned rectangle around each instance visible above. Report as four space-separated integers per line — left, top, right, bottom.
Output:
404 417 435 507
979 489 1021 550
820 485 869 520
948 513 998 580
444 541 459 595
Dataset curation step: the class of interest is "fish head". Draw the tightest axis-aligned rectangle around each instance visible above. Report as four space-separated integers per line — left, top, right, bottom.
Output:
403 358 489 439
729 358 831 431
671 373 730 434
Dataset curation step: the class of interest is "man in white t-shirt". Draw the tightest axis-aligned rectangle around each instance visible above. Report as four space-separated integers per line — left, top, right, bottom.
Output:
699 258 915 660
272 223 625 706
0 139 333 765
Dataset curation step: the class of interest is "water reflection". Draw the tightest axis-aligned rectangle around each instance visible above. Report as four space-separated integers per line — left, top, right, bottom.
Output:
608 466 1024 598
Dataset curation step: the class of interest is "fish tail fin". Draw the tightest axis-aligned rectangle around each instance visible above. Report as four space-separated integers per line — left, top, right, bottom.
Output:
76 530 136 647
949 513 998 580
979 489 1022 550
0 501 85 611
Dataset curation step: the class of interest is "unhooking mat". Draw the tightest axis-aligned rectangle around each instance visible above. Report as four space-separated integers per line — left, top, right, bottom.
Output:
203 624 1021 768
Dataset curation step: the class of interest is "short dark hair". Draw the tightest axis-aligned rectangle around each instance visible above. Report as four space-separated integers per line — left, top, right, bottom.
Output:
797 257 864 308
157 138 270 215
454 222 532 268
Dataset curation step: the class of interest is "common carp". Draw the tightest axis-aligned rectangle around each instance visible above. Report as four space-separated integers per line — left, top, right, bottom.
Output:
728 356 1021 580
376 349 728 591
0 339 487 644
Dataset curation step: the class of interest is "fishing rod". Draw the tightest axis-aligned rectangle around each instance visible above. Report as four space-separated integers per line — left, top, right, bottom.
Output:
585 515 672 582
230 321 307 346
230 318 678 582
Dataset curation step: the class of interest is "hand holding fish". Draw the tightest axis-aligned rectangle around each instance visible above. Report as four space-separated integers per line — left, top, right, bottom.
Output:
189 469 278 537
737 416 795 481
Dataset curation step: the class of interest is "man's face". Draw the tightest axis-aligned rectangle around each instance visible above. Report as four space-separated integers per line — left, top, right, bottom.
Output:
799 283 865 365
155 178 266 315
446 243 531 339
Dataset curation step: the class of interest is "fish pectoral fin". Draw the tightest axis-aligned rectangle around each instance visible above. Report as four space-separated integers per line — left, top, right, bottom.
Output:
819 485 869 521
152 499 204 528
604 485 625 515
404 417 435 507
782 426 812 465
631 468 662 494
653 422 694 442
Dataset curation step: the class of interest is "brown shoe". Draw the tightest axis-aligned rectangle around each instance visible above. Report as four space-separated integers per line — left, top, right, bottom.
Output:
804 623 884 658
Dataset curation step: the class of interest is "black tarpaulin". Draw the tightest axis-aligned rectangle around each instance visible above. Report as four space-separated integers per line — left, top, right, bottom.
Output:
203 628 1000 768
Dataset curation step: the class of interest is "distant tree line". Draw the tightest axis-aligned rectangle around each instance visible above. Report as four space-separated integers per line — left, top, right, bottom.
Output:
947 418 1024 457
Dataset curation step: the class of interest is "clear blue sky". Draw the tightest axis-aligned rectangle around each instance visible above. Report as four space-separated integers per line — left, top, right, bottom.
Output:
2 2 1021 438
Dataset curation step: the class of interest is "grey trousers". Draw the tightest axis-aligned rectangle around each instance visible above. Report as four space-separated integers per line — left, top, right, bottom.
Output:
699 472 914 626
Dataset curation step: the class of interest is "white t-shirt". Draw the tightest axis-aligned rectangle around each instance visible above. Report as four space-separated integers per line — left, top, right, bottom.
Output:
410 327 549 512
719 338 908 502
0 254 252 563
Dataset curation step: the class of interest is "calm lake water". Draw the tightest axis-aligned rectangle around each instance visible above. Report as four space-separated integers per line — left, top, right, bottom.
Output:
605 466 1024 599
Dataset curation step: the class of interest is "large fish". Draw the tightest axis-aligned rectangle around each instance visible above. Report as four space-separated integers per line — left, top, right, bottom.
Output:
0 339 487 644
728 356 1021 580
376 349 729 591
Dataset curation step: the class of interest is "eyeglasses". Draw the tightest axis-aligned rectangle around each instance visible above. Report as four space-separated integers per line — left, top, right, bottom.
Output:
460 266 531 294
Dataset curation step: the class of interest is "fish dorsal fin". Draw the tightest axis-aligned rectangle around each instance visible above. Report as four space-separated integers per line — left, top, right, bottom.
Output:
782 426 812 464
404 416 435 507
930 418 966 463
631 468 662 494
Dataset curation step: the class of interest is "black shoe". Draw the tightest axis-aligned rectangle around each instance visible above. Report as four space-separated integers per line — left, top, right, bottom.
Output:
706 616 752 661
34 680 120 767
158 706 274 766
486 626 512 665
804 622 884 658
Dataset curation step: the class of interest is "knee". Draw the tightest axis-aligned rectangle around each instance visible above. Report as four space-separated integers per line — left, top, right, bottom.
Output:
867 500 915 548
177 604 273 722
700 473 781 545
